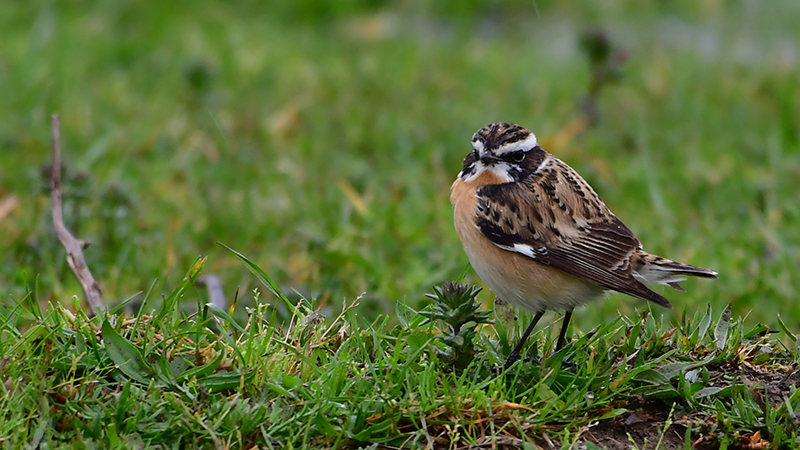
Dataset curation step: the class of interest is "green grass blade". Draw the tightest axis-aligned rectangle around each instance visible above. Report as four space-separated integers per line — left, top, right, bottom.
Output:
108 290 143 315
206 302 248 336
101 319 152 384
714 304 732 351
177 351 223 383
216 242 294 313
154 257 206 326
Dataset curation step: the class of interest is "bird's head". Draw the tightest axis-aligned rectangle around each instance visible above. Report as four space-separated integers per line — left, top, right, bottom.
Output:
458 122 547 183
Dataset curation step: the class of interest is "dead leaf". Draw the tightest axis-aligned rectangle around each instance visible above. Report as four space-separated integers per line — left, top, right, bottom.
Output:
343 14 395 42
337 178 369 215
740 430 771 449
0 194 19 222
493 402 535 413
269 102 303 138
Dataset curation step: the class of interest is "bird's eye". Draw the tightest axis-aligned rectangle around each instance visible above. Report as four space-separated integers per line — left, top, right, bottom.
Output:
512 150 526 163
472 149 479 160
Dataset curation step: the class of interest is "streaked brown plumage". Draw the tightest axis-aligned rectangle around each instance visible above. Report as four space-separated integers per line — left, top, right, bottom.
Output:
451 122 718 367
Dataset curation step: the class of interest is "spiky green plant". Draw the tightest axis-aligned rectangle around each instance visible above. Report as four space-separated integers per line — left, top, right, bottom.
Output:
421 282 492 370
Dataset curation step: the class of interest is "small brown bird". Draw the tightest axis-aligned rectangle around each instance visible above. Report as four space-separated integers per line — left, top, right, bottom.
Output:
450 122 718 368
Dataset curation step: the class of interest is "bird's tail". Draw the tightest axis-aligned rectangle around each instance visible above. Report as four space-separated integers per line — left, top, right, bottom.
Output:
632 251 718 292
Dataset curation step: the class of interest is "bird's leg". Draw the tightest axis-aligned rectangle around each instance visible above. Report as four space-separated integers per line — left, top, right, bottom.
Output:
555 309 573 351
504 310 545 369
554 309 578 370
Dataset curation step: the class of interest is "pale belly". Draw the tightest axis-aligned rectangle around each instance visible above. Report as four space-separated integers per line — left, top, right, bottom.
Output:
461 236 606 312
451 178 606 312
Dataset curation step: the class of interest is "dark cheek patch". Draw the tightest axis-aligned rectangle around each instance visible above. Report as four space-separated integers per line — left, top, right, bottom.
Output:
461 152 477 176
522 148 547 170
507 147 547 182
461 165 476 177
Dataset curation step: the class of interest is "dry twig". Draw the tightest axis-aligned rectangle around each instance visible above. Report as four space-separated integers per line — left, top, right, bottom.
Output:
51 114 105 312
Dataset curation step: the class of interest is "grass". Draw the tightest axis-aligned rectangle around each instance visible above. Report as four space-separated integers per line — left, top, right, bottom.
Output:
1 0 799 447
2 256 799 448
0 1 798 328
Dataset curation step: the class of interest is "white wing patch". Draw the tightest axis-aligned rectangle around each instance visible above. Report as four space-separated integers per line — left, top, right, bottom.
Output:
513 243 539 259
494 242 544 260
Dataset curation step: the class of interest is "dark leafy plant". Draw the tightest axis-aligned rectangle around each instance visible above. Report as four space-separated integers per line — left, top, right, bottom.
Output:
421 282 492 370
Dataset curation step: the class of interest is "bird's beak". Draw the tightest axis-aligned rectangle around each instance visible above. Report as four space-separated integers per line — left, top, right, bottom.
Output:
479 154 498 165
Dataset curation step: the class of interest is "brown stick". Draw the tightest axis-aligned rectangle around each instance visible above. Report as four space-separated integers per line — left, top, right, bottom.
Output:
51 114 105 312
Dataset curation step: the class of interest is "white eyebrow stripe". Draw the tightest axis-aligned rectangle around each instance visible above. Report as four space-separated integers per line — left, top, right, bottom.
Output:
494 133 538 155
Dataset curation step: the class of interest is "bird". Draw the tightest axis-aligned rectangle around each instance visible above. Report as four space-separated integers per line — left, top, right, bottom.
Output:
450 122 718 368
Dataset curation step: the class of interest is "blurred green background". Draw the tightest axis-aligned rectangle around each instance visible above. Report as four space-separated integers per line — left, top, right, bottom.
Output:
1 1 798 329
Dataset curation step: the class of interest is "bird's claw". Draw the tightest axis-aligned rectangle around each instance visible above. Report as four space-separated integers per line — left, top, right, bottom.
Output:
502 354 576 371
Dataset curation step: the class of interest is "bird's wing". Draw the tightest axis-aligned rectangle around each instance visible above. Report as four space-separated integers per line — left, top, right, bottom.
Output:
475 158 672 308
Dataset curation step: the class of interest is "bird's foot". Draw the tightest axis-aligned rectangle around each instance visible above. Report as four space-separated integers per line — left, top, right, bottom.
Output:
523 355 541 365
502 353 540 370
502 351 576 371
503 353 520 370
559 360 578 370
